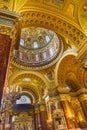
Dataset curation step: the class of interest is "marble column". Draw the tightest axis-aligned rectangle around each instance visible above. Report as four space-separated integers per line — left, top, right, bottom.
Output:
61 100 73 129
34 107 39 130
0 35 11 105
60 94 79 129
39 103 47 130
46 101 55 130
68 101 79 128
78 93 87 128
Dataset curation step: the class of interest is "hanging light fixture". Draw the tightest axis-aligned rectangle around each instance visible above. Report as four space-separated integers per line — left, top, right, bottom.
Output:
0 84 22 114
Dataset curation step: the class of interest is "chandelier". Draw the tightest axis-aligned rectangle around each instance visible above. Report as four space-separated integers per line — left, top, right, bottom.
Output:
0 85 22 114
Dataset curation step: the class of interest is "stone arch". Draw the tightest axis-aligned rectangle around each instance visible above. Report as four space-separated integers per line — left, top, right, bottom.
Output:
8 71 49 102
18 90 38 103
17 82 41 103
55 54 82 90
19 9 86 48
55 50 77 86
8 70 49 89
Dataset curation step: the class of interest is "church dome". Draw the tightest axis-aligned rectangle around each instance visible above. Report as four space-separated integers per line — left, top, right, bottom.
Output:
14 27 63 68
19 27 54 49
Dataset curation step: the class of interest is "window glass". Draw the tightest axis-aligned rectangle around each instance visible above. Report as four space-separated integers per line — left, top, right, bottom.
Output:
16 95 31 104
46 36 50 43
20 39 24 46
34 41 38 48
49 47 54 56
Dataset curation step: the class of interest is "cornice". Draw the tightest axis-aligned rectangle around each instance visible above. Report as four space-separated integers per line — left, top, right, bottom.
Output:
70 88 87 97
11 47 63 70
8 70 49 89
0 9 20 19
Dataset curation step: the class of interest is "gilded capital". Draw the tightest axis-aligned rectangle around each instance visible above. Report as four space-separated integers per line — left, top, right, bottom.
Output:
78 94 87 102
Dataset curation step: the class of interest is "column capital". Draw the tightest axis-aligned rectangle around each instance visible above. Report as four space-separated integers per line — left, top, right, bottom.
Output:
34 107 39 114
59 94 71 101
39 104 46 112
78 94 87 102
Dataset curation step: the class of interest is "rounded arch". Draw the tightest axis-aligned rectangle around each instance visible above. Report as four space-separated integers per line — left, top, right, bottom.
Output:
17 82 41 103
19 90 37 103
55 53 82 90
18 8 86 49
55 50 77 86
8 70 49 89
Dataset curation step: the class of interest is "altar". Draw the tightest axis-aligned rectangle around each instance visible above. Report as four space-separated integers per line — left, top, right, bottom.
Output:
12 112 34 130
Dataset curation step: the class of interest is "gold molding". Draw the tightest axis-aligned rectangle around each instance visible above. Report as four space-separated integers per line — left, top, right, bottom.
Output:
20 10 86 48
78 94 87 102
9 70 49 85
59 94 71 101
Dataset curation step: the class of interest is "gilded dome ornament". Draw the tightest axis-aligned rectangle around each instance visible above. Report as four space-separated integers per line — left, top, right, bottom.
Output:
14 27 63 69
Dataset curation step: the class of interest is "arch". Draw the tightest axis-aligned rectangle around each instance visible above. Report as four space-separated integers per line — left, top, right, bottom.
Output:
55 53 81 90
8 70 49 89
18 90 37 103
55 49 77 86
19 9 86 48
17 82 40 102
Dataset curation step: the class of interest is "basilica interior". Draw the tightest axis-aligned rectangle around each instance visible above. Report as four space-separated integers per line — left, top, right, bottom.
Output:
0 0 87 130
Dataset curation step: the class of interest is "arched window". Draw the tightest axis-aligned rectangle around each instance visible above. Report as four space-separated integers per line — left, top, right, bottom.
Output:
16 95 31 104
20 39 24 46
49 47 54 56
33 41 38 48
46 35 50 42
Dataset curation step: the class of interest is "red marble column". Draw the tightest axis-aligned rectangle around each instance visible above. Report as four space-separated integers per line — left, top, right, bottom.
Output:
80 100 87 120
61 101 72 129
0 34 11 105
34 104 42 130
46 102 55 130
61 101 79 129
79 100 87 128
40 104 47 130
68 101 79 128
34 108 39 130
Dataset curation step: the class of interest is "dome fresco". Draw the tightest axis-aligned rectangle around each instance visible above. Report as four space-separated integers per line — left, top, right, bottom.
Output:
19 27 54 50
14 27 63 66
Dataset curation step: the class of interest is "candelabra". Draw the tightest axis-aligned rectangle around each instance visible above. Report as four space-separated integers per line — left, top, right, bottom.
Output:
0 85 22 114
0 85 22 130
